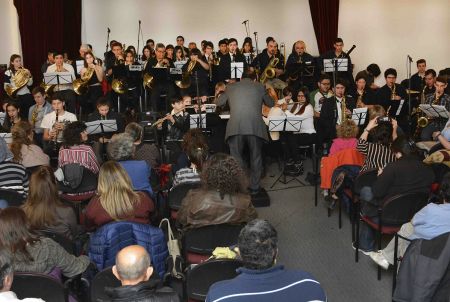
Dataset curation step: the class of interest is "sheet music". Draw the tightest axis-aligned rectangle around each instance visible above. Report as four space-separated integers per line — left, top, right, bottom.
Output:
43 72 74 85
351 108 368 126
129 64 143 71
419 104 450 119
395 99 405 116
75 60 84 74
189 114 207 128
85 119 118 135
323 58 348 72
174 60 187 69
230 62 244 79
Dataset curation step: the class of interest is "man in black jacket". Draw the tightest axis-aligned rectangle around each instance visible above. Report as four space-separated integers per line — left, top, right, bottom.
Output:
106 245 179 302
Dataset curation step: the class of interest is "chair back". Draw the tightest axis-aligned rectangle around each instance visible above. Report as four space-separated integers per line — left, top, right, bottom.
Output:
353 169 378 195
381 192 429 225
0 188 25 207
168 182 201 210
186 259 242 301
90 267 121 302
11 272 68 302
38 230 76 255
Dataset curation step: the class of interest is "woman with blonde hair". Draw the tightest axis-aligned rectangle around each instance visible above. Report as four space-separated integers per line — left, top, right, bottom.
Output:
329 119 359 155
22 165 80 240
9 121 49 168
85 161 154 230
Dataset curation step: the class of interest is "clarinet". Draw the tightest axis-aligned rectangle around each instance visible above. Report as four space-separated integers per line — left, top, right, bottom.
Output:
52 109 59 152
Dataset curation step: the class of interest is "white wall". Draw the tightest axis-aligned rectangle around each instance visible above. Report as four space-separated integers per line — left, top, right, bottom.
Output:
82 0 319 57
339 0 450 81
0 0 21 65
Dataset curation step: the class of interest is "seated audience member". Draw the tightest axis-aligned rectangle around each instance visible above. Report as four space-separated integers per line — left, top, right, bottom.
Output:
172 142 207 188
206 219 327 302
329 119 359 156
87 98 125 163
0 207 90 278
177 153 257 230
0 137 29 198
173 128 209 174
9 121 49 168
356 116 397 173
107 133 153 197
85 161 154 230
106 245 179 302
357 136 434 253
29 86 53 147
125 122 161 169
370 172 450 269
22 166 82 240
0 249 44 302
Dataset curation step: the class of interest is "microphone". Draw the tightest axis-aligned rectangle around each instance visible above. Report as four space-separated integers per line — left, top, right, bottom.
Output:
107 27 111 33
407 55 413 62
346 45 356 56
242 20 248 24
139 20 141 25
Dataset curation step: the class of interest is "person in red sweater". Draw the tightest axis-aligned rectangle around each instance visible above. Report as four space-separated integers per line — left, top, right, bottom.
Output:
84 161 154 231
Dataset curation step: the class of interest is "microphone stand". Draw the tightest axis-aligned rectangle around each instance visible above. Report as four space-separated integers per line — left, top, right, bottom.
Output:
105 27 111 53
194 71 202 130
253 32 260 80
407 55 413 134
136 20 141 62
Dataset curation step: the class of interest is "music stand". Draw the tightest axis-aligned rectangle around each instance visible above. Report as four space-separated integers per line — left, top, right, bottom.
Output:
419 104 450 128
85 120 118 136
230 62 244 79
0 133 12 144
290 62 315 88
189 114 207 129
43 72 74 90
351 108 368 126
268 115 307 188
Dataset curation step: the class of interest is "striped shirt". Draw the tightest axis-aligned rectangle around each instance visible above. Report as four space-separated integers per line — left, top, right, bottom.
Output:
356 138 396 172
172 167 200 188
0 161 29 197
58 144 99 174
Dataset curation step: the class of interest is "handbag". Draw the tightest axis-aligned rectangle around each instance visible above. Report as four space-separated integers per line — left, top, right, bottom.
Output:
159 218 184 280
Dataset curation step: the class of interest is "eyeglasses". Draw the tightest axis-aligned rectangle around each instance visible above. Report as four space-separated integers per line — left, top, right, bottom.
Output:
298 94 305 98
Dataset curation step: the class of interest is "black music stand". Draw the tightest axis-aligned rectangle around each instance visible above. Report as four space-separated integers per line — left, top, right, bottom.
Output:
351 108 368 126
43 72 73 90
86 119 118 136
189 114 207 129
230 62 244 80
290 62 315 88
419 104 450 128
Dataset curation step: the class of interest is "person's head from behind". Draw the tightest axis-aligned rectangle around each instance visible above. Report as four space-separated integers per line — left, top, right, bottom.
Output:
0 207 38 260
238 219 278 270
107 133 135 161
337 119 358 139
391 136 417 159
10 121 33 163
63 121 88 147
368 105 386 120
0 249 13 292
113 245 152 286
370 122 393 146
125 122 144 144
439 172 450 204
242 69 257 81
182 129 208 153
97 161 139 220
201 153 247 198
366 63 381 78
22 165 61 230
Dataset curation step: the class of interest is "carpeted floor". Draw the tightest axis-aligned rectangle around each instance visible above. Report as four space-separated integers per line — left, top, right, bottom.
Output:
256 160 393 302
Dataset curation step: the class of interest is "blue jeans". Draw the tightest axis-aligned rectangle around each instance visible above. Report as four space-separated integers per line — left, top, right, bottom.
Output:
0 200 8 209
358 186 377 251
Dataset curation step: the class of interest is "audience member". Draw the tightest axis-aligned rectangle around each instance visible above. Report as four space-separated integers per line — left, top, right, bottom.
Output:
0 137 29 198
206 219 327 302
177 153 257 229
85 161 154 230
173 129 209 174
22 166 82 240
105 245 179 302
0 249 44 302
172 142 207 188
9 121 49 168
329 119 359 156
125 122 160 169
107 133 153 197
0 207 90 278
357 136 434 253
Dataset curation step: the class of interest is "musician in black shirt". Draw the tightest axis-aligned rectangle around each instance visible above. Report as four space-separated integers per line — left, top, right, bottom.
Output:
216 38 247 83
423 69 437 96
321 38 354 89
349 74 376 108
113 50 142 111
285 40 316 91
410 59 427 91
176 35 189 57
251 37 284 77
180 48 210 100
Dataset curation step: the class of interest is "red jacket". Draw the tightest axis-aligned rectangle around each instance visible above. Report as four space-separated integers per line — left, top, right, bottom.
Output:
320 148 365 189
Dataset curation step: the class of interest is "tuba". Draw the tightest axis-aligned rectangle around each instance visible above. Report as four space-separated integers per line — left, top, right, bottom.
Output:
6 68 32 98
73 67 95 95
260 56 279 84
175 59 196 89
143 73 154 89
112 78 127 94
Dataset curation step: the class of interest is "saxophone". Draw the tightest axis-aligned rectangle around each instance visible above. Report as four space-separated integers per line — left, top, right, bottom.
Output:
31 106 39 127
390 84 397 100
341 95 347 124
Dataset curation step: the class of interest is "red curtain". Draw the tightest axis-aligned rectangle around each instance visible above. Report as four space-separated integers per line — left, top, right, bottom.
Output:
309 0 340 55
13 0 81 85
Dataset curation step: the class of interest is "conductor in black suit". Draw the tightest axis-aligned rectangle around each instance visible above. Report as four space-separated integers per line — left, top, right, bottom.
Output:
216 70 274 194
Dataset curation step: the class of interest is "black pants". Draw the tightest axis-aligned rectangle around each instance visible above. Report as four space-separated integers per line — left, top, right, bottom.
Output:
17 93 34 119
228 135 263 191
281 132 317 162
80 85 103 115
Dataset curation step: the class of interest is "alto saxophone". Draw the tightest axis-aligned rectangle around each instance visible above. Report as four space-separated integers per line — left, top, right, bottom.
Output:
390 84 397 100
341 95 347 124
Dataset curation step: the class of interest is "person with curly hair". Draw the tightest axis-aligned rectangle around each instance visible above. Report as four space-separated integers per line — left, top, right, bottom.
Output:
329 119 359 156
58 121 99 175
176 153 257 230
9 121 49 168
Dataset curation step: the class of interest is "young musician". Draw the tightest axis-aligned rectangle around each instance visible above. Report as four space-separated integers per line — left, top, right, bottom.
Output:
423 69 437 96
251 37 284 78
181 48 210 100
1 102 21 133
41 50 55 74
176 36 189 56
241 37 255 65
28 87 53 147
410 59 427 91
285 40 316 91
164 98 190 140
355 63 382 90
321 38 354 89
123 49 142 111
79 51 104 114
350 75 376 109
4 54 34 118
420 76 450 141
165 44 175 61
216 38 247 83
105 41 123 84
141 46 152 64
174 46 187 63
144 43 175 112
309 74 333 117
46 51 77 113
41 95 77 155
146 39 155 55
375 68 408 130
318 79 355 146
